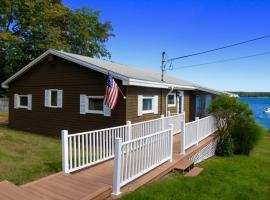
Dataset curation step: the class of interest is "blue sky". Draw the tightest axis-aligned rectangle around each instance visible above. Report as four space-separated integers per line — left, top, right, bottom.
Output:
63 0 270 92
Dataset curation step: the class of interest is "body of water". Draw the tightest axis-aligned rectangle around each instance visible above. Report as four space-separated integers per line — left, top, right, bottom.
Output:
239 97 270 130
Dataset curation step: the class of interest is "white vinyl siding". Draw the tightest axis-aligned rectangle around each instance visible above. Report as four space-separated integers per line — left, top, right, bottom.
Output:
14 94 32 110
44 89 63 108
138 95 158 116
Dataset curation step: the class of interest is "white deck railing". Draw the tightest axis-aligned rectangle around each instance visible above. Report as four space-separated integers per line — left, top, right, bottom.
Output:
0 98 8 112
131 118 163 139
62 125 129 173
112 126 173 195
183 116 217 151
62 113 184 173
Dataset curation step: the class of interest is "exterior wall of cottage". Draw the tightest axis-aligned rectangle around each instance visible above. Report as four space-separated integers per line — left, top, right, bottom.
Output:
7 54 216 136
8 56 126 136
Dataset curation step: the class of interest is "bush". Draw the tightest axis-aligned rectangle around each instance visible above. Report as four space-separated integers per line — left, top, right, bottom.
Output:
208 95 260 156
216 134 234 156
231 120 263 155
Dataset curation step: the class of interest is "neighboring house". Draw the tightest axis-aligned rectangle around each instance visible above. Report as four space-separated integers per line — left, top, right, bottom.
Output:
2 49 225 136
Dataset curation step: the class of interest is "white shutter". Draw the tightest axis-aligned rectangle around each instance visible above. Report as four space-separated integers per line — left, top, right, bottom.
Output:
80 94 87 114
103 105 111 117
14 94 18 109
137 95 143 116
44 90 50 107
27 94 32 110
57 90 63 108
153 95 159 114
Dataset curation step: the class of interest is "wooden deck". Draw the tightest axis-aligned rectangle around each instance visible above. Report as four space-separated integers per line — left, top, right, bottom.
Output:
0 133 217 200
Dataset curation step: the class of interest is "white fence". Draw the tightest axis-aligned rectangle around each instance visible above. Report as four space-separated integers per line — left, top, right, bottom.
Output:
184 116 217 150
112 126 173 195
0 98 8 112
62 113 184 173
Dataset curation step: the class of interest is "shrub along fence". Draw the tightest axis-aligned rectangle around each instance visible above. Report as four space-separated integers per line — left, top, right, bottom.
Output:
0 98 8 112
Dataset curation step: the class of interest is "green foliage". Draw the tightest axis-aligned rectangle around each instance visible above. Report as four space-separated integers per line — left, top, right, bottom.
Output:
216 134 234 156
231 120 263 155
208 95 261 156
0 0 113 95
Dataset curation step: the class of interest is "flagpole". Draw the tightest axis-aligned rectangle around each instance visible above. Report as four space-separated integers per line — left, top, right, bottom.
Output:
117 85 126 99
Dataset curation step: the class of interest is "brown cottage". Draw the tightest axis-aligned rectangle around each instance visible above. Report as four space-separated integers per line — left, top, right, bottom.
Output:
2 49 225 137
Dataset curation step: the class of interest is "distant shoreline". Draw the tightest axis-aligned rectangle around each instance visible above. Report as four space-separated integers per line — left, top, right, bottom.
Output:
239 96 270 99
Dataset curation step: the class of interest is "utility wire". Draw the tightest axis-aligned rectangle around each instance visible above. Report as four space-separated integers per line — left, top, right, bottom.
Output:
166 34 270 62
170 51 270 70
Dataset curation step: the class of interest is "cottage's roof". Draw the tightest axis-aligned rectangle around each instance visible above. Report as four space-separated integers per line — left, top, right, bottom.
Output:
2 49 226 95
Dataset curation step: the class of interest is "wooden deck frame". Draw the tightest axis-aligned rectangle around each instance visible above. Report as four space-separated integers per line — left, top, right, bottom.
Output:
0 133 218 200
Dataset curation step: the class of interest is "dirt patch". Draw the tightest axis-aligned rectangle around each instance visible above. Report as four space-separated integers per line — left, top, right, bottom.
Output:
0 112 8 125
265 134 270 138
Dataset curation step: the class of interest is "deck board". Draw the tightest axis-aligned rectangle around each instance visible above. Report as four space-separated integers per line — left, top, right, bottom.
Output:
0 133 217 200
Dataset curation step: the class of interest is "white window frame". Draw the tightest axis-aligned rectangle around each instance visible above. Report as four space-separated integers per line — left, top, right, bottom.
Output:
167 93 176 107
14 94 32 110
18 95 29 109
45 89 63 108
86 96 104 115
142 96 155 114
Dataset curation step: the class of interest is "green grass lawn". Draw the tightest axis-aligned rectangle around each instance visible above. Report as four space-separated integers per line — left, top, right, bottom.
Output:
0 125 61 185
121 131 270 200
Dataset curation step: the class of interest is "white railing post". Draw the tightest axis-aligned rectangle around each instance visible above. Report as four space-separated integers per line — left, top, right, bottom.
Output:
180 121 185 155
180 112 186 154
168 124 174 162
168 111 171 116
112 138 122 196
126 121 132 141
61 130 69 173
161 114 165 130
195 117 199 145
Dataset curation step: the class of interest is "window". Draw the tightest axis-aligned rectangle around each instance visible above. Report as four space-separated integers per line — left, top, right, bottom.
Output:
143 97 153 112
19 96 28 107
138 95 158 116
167 93 176 107
14 94 32 110
87 96 104 114
80 95 111 116
45 89 63 108
195 95 202 117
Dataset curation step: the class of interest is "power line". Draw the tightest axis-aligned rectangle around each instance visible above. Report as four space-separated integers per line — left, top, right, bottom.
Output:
170 51 270 70
166 34 270 62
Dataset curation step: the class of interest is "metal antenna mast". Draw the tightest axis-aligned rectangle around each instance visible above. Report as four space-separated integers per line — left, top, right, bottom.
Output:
161 51 166 81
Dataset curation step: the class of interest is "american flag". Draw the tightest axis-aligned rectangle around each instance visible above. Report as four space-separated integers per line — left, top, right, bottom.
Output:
103 73 119 110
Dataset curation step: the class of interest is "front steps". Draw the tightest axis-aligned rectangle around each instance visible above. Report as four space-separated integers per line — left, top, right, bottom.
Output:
0 181 46 200
174 159 203 177
184 167 204 177
174 159 194 174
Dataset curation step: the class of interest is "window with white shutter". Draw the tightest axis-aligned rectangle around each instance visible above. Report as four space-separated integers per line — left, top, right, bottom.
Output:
14 94 32 110
80 95 110 116
44 89 63 108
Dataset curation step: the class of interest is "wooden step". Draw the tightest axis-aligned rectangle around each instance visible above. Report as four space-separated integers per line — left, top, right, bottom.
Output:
184 167 204 177
174 159 194 172
0 180 47 200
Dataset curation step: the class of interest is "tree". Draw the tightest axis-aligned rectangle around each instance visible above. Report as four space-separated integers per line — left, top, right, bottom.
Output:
0 0 113 95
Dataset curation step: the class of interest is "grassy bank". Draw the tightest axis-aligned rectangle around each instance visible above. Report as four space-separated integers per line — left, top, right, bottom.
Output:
121 131 270 200
0 125 61 185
